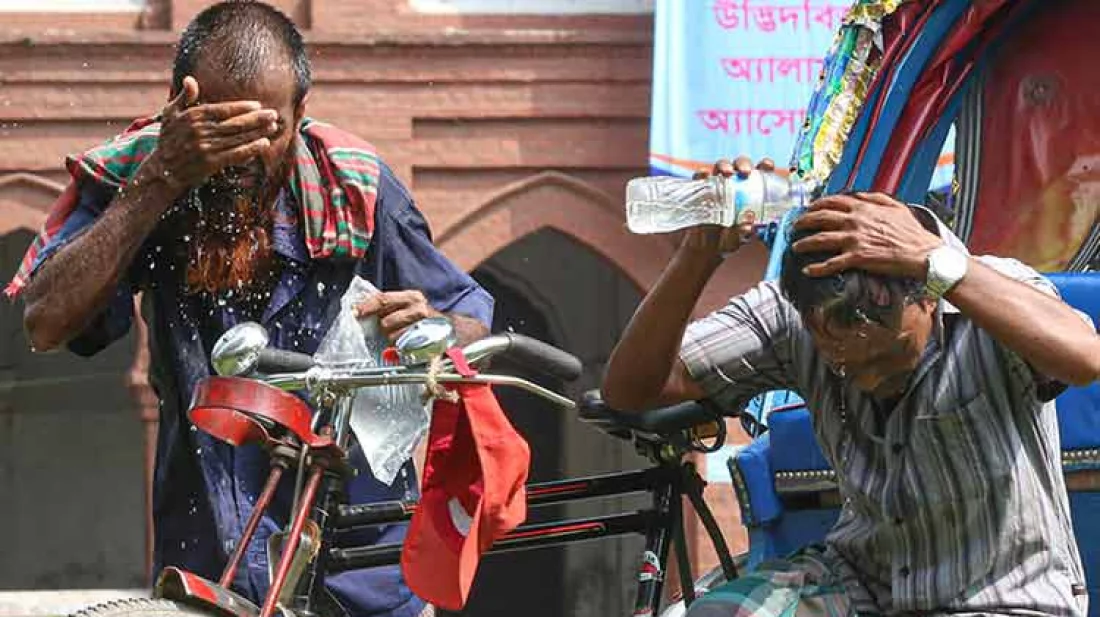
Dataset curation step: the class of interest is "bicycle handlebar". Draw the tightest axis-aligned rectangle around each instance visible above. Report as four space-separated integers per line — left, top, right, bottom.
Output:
460 333 582 382
256 348 317 374
253 333 581 409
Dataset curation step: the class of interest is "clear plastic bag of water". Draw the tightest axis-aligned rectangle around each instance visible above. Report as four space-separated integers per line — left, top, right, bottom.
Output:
313 277 428 486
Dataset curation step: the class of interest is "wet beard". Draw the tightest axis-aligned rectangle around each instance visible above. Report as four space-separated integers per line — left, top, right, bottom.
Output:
184 181 277 298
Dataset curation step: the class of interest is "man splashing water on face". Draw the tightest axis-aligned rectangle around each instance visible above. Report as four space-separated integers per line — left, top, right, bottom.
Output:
10 2 493 615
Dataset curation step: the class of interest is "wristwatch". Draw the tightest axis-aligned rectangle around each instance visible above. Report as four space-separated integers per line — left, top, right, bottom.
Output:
924 245 969 300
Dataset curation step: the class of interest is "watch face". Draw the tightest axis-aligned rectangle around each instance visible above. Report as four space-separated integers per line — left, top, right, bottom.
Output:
931 247 968 292
944 249 969 279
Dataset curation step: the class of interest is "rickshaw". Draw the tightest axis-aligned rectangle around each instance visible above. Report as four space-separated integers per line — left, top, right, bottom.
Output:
709 0 1100 614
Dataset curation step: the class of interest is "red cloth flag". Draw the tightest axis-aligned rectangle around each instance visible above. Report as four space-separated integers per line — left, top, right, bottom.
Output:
401 350 530 611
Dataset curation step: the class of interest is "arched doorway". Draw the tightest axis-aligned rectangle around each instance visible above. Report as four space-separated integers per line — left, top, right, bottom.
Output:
445 228 648 617
0 225 146 590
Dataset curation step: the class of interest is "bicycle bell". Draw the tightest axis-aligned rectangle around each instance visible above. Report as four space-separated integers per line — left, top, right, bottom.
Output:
394 316 457 365
211 321 270 376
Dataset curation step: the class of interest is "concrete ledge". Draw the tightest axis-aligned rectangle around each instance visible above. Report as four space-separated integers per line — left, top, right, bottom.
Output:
0 590 149 617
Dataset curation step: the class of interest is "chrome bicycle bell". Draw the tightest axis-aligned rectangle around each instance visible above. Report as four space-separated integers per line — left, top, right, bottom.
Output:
211 321 270 376
394 317 457 365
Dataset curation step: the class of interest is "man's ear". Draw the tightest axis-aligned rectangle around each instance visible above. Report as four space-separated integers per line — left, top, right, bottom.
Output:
917 296 938 314
294 92 310 126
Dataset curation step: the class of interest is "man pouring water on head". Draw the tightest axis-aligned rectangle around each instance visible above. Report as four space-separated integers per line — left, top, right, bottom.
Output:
10 2 493 615
604 157 1100 616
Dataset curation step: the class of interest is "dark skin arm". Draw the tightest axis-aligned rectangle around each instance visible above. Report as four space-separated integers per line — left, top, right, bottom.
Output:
601 157 765 411
23 76 279 351
793 192 1100 386
600 241 718 410
23 164 177 352
448 314 490 346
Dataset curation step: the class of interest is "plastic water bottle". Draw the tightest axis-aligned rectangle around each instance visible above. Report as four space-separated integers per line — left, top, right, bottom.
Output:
625 170 812 235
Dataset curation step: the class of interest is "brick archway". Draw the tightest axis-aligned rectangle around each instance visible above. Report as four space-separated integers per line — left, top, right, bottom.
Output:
0 172 159 578
0 173 62 235
436 171 676 292
0 202 46 236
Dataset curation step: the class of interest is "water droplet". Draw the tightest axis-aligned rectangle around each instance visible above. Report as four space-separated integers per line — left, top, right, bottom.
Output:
149 262 156 270
182 234 191 242
317 282 326 295
217 298 227 307
81 61 89 68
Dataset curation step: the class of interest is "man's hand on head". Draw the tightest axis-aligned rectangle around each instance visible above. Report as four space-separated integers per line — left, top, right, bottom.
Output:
791 192 943 280
140 75 281 195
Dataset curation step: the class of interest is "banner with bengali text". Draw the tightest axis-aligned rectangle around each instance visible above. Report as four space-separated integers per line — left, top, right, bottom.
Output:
649 0 954 189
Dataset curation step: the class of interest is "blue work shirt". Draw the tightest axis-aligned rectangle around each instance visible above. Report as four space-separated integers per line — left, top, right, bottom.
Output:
31 162 494 617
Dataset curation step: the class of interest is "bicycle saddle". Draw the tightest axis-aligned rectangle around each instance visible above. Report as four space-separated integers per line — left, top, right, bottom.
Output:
578 390 722 438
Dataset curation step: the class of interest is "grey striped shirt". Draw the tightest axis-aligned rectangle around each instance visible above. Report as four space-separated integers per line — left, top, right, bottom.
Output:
681 255 1090 616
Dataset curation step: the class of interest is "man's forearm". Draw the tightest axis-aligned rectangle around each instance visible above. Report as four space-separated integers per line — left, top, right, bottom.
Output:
947 259 1100 386
23 162 179 351
601 248 720 411
448 313 490 347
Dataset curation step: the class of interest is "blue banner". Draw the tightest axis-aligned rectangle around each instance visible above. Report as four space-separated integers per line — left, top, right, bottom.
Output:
649 0 954 189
